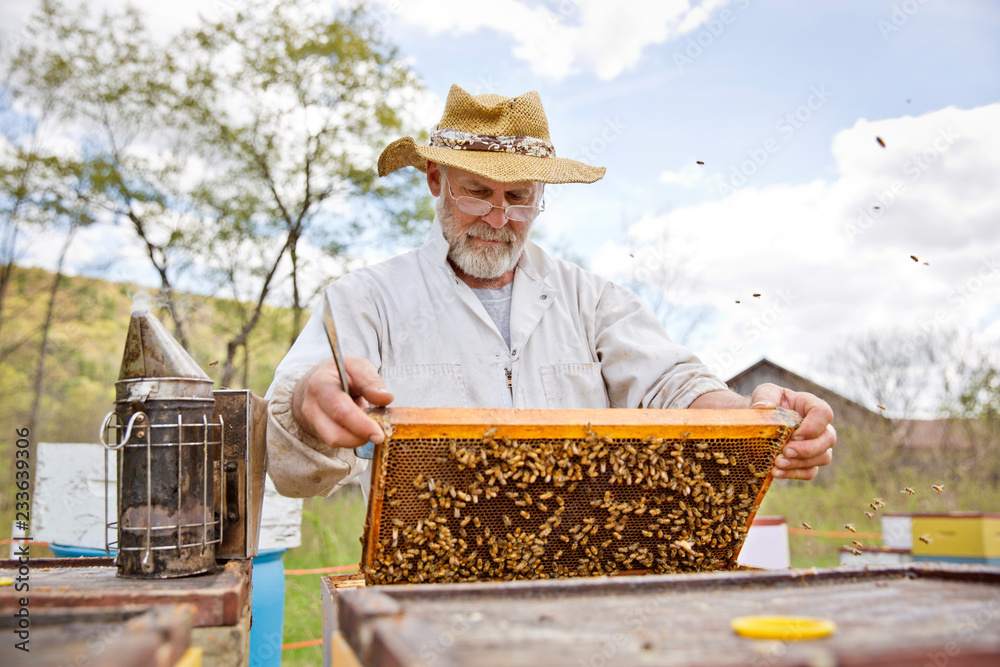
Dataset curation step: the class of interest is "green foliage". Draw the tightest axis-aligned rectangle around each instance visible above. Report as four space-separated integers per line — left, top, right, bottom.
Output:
760 420 1000 566
282 489 367 666
4 0 433 387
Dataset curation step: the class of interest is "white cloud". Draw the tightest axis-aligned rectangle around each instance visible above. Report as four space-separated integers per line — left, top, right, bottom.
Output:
376 0 738 80
595 103 1000 381
659 164 705 188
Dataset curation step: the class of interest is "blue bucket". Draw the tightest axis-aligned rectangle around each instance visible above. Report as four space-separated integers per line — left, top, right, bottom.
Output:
249 549 287 667
48 543 115 558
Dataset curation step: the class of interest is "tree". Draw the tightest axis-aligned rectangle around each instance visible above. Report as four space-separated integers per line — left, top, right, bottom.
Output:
170 0 429 384
5 0 199 347
827 326 988 419
5 0 432 388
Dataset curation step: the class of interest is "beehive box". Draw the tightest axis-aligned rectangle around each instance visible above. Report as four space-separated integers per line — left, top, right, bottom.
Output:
912 513 1000 562
361 408 800 585
333 563 1000 667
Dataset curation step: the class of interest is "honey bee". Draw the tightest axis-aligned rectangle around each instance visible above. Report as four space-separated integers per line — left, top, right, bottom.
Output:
845 524 856 533
931 485 944 494
852 540 864 550
901 487 915 495
672 539 697 558
865 512 874 520
801 522 812 530
389 499 402 507
519 510 531 520
850 547 862 556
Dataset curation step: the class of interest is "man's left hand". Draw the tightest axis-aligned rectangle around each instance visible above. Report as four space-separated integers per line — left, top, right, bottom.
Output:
749 383 835 480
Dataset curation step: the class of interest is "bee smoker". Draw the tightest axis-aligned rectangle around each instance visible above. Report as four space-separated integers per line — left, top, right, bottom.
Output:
100 308 222 578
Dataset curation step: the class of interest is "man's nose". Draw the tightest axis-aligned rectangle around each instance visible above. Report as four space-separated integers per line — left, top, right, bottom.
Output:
481 204 509 229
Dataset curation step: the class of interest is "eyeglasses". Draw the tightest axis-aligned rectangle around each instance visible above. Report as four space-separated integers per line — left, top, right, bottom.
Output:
445 178 544 223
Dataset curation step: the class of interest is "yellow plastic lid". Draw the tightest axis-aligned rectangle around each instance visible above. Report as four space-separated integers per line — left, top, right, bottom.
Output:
731 615 836 640
0 577 14 587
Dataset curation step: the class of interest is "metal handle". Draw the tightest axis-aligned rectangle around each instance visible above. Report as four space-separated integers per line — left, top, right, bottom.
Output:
99 411 147 450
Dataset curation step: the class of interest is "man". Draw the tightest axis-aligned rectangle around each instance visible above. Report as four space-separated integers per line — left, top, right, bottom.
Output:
265 85 835 498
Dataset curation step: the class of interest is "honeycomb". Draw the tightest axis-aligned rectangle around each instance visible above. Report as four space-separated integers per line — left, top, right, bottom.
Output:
361 409 800 585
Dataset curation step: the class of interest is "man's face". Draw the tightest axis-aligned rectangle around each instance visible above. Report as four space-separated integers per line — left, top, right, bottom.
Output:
435 167 542 280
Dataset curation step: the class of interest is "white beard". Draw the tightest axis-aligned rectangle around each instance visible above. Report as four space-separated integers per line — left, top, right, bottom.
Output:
438 197 530 280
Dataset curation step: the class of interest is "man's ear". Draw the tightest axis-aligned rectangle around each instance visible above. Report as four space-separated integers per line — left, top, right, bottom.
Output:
426 161 443 197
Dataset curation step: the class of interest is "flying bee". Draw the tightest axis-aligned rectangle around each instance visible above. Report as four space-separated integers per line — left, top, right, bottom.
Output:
865 512 874 520
801 522 812 530
931 485 944 494
850 548 862 556
901 487 915 495
852 540 864 549
870 503 879 512
919 534 932 544
845 524 856 533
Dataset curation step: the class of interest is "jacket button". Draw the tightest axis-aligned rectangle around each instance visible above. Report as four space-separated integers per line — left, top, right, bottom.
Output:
540 294 548 300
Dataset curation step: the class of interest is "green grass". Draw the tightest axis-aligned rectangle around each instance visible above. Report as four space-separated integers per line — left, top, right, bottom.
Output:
281 487 367 667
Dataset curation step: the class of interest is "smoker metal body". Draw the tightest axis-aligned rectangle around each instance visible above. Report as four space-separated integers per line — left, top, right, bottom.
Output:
100 310 267 578
102 311 221 578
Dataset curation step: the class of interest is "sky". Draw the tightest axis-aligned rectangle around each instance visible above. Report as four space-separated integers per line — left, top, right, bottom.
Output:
3 0 1000 412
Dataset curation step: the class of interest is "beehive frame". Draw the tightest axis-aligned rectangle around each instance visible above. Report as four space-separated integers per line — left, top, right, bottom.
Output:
361 408 800 585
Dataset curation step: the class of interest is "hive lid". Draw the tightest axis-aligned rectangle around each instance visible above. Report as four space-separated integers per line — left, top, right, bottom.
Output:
118 310 210 382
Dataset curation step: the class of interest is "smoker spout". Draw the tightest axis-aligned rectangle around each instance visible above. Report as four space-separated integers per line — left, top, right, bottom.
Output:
119 310 211 383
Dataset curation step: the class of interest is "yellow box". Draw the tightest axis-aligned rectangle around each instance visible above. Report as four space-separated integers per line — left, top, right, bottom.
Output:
911 513 1000 558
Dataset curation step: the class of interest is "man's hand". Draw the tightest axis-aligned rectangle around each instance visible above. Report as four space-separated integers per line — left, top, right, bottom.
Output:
292 356 394 449
748 383 835 481
689 384 836 481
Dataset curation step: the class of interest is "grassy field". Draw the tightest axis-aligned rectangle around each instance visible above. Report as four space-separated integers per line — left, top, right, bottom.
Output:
281 488 367 667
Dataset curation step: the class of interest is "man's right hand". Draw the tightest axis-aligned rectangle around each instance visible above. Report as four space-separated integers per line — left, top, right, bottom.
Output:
291 356 394 449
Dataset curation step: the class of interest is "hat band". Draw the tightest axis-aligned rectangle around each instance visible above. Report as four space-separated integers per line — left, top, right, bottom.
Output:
430 128 556 158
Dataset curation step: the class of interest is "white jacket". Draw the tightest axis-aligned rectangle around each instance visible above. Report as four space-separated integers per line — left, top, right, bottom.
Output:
265 220 727 497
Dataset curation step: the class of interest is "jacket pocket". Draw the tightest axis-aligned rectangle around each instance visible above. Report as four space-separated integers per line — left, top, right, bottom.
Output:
539 362 608 409
380 363 470 408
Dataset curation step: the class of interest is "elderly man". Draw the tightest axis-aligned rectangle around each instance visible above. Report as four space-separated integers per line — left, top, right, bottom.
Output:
265 85 835 498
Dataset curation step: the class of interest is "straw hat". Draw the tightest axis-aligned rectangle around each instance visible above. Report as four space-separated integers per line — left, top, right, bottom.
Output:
377 84 606 184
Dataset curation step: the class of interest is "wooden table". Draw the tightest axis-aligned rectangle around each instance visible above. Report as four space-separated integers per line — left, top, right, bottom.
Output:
0 557 251 667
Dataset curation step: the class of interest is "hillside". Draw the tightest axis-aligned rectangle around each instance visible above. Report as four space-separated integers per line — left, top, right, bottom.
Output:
0 264 298 529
